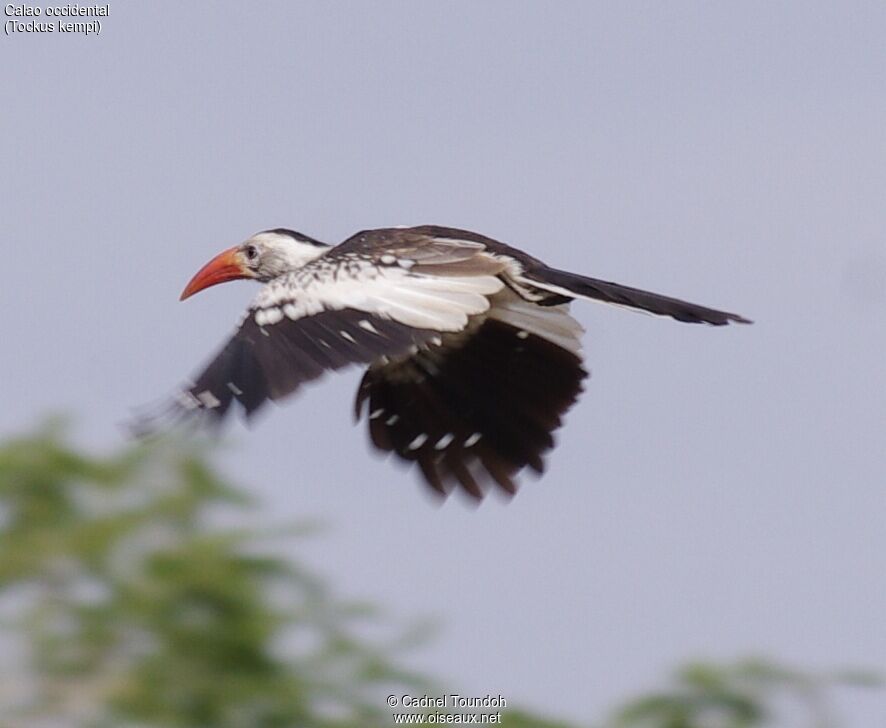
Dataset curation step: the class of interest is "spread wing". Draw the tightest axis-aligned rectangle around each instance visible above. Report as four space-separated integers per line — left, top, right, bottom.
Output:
160 310 440 425
355 290 589 500
131 234 507 432
331 229 589 499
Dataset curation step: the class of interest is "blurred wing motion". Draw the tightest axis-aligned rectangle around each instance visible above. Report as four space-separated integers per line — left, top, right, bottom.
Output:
133 225 750 499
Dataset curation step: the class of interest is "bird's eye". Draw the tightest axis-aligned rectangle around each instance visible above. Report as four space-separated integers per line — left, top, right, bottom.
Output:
244 245 259 262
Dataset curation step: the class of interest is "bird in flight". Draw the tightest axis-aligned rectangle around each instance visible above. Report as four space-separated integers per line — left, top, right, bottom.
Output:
136 226 750 500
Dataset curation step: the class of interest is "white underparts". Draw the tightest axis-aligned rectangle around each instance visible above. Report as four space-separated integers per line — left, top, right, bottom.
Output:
253 259 505 332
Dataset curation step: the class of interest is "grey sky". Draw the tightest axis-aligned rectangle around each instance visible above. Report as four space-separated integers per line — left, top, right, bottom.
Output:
2 2 884 723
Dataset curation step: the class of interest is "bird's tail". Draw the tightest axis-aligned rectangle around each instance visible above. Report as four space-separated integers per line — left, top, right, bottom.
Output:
521 266 752 326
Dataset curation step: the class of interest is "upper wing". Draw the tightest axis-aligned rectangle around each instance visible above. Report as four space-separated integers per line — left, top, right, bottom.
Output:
132 234 507 431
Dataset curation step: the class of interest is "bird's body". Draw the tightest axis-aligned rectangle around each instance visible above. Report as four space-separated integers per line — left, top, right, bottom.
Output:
139 226 749 499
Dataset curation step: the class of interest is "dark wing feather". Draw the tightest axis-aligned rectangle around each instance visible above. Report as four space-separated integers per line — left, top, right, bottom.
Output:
131 309 435 434
355 318 588 500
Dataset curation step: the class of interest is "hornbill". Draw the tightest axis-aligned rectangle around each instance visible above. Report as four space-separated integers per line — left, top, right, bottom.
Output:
135 225 750 499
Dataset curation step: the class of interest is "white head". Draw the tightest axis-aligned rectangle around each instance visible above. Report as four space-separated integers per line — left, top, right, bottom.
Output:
180 228 329 299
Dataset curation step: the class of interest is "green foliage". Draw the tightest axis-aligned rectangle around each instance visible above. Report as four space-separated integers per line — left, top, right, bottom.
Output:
0 422 879 728
0 423 429 727
608 659 882 728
